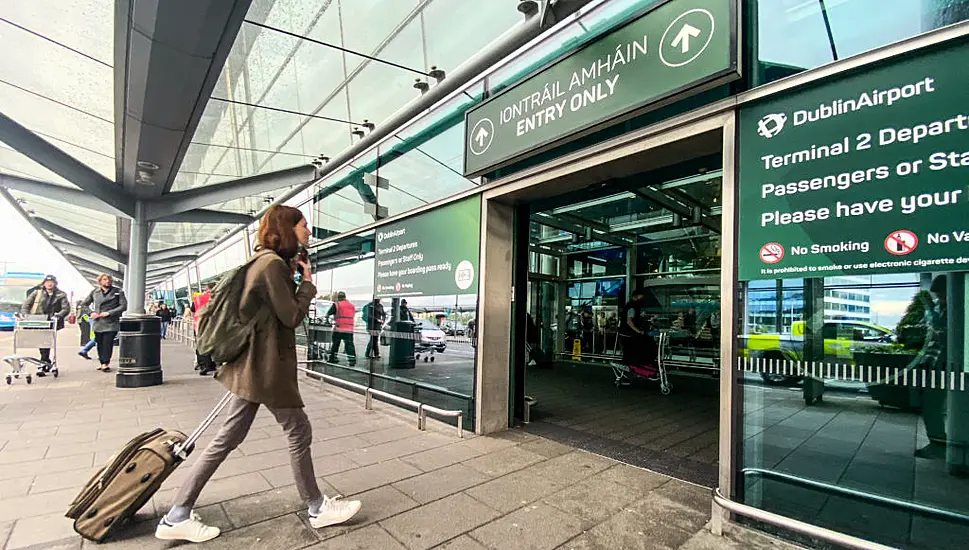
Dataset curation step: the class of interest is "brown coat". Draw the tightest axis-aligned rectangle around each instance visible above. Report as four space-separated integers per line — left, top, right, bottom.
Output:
215 250 316 409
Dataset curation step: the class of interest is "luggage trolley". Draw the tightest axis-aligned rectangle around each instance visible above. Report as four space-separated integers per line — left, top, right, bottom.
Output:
4 315 59 385
609 332 671 395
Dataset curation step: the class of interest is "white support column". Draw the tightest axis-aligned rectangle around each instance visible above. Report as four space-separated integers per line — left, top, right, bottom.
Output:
713 114 738 536
126 202 149 314
475 198 515 434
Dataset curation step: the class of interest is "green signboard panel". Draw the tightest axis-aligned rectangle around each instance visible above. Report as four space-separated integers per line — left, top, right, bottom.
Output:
738 41 969 281
374 195 481 298
463 0 737 177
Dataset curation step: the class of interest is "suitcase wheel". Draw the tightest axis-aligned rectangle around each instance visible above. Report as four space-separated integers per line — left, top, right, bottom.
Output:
53 369 58 378
26 375 31 385
5 376 10 385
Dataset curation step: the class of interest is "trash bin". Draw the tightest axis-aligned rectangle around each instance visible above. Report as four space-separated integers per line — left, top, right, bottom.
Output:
116 314 163 388
388 320 416 369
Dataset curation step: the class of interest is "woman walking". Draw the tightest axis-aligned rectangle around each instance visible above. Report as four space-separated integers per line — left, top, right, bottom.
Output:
155 205 361 543
79 274 127 372
157 302 173 339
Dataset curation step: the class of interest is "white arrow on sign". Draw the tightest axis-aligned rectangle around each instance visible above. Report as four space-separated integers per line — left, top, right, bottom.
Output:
474 126 490 148
671 23 701 54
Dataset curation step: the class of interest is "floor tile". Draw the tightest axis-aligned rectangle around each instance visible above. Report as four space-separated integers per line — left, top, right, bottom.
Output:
381 493 501 550
470 503 588 550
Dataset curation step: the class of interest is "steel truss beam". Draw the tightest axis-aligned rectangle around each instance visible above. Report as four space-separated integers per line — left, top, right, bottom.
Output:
143 165 317 220
0 112 136 217
148 255 198 266
154 209 257 225
631 187 719 233
147 241 215 262
33 218 126 265
65 254 124 280
0 174 132 218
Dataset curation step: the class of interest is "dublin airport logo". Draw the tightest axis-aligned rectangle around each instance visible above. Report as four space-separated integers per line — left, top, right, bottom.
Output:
757 113 787 139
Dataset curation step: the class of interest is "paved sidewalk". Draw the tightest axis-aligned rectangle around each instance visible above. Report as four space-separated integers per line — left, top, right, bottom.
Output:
0 334 799 550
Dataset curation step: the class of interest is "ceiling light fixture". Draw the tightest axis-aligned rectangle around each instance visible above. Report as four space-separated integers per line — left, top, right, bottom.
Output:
428 66 446 82
413 79 429 94
136 170 154 185
517 0 539 17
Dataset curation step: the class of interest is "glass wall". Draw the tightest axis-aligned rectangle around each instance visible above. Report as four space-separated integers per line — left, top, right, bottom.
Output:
754 0 969 86
307 200 481 429
739 272 969 549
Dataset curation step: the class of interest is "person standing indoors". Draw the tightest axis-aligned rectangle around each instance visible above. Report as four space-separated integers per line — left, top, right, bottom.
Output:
326 292 357 366
79 275 127 373
155 205 361 543
157 302 173 339
21 275 70 374
362 297 386 359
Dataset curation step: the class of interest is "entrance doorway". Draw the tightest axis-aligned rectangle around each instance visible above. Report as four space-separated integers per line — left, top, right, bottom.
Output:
516 156 724 487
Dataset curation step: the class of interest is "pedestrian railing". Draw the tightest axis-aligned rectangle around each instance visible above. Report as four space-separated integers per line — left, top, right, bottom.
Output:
164 317 464 437
296 361 464 438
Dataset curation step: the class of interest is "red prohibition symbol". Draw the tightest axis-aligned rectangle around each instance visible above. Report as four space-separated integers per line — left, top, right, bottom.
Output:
760 242 785 264
884 230 918 256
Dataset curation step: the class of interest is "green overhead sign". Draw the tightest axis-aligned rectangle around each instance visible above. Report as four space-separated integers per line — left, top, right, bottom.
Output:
463 0 738 177
737 41 969 281
374 196 481 298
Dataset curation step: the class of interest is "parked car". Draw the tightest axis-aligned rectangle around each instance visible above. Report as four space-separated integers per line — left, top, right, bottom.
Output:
442 321 465 336
415 319 447 352
743 320 895 384
381 318 447 352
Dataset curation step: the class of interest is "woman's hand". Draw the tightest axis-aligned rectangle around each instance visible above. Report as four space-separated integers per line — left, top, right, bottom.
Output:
296 259 312 282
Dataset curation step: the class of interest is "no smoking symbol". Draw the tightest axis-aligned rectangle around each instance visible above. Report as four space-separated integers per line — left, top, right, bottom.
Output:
760 243 785 264
885 230 918 256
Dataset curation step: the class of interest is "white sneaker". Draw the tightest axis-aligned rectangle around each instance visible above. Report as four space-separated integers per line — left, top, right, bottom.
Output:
155 511 221 543
309 495 362 528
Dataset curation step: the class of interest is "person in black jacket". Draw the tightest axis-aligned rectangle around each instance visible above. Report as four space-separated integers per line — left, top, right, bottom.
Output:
21 275 71 373
157 302 173 339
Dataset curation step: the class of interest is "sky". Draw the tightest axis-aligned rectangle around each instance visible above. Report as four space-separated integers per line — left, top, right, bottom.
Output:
0 196 93 300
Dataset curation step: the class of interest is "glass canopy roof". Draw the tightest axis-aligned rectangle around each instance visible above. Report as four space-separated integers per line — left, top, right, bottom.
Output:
6 0 636 290
175 0 521 196
0 0 118 267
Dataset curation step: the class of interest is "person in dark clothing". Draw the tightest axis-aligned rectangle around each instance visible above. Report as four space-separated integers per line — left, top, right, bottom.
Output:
157 303 173 339
362 298 386 359
525 313 544 366
619 289 657 375
467 318 477 348
79 274 128 372
914 275 949 459
21 275 71 372
398 299 414 322
684 308 698 332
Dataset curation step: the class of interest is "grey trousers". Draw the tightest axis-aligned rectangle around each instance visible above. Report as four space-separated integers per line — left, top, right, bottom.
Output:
173 395 322 508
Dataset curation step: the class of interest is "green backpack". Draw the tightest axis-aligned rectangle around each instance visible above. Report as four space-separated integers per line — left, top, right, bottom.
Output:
195 252 267 365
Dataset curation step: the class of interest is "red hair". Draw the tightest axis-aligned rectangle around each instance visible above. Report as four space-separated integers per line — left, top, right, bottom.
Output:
255 205 304 259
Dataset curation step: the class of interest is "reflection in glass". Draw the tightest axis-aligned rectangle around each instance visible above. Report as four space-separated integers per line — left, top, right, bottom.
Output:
306 228 478 429
739 272 969 549
755 0 969 85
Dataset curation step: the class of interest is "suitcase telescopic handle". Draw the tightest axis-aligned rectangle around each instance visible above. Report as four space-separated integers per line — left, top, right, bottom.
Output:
173 391 233 460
